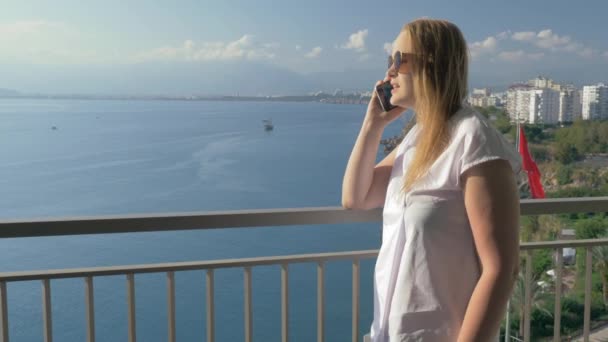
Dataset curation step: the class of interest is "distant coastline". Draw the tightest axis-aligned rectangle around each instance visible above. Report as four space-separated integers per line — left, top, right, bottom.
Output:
0 92 371 105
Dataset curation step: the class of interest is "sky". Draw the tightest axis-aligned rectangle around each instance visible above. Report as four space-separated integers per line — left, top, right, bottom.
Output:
1 0 608 95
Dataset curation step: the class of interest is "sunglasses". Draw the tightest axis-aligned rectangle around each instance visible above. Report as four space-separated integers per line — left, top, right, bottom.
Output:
387 51 430 74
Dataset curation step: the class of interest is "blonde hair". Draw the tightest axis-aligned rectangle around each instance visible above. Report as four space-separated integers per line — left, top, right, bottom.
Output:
400 19 469 194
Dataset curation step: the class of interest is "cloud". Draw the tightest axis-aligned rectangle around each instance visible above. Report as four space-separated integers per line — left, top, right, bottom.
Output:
134 35 278 62
383 42 393 55
498 50 544 62
603 51 608 58
341 29 368 51
305 46 322 58
511 31 536 42
295 45 301 50
469 36 498 59
510 29 594 57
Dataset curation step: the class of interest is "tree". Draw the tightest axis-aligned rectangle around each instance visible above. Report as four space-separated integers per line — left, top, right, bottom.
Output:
555 141 581 164
510 272 552 338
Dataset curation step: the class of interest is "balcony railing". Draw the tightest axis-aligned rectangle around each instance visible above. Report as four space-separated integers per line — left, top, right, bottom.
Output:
0 197 607 342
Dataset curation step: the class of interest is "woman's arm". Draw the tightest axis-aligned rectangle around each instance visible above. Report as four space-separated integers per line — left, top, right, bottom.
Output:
457 159 520 342
342 80 405 210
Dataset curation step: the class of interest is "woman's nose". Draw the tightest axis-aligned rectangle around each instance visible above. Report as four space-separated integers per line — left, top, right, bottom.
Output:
385 66 397 79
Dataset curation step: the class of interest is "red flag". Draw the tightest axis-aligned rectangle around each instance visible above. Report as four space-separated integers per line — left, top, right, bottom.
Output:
518 125 545 199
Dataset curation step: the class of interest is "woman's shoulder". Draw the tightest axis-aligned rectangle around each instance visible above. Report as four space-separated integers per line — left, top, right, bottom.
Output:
449 106 494 139
448 105 522 175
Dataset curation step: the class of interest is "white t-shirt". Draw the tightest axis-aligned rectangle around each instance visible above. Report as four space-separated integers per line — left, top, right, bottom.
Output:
370 106 522 342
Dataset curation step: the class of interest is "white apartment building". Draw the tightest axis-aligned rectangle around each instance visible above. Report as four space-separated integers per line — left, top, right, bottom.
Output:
582 83 608 120
506 84 532 123
528 76 562 91
558 87 582 123
529 88 560 124
507 85 560 124
469 95 499 108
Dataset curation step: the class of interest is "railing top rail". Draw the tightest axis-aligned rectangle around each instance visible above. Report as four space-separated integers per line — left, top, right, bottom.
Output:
0 250 379 282
0 197 606 239
2 238 608 282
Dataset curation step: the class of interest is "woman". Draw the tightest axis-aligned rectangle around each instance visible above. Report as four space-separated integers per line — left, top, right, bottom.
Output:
342 19 522 342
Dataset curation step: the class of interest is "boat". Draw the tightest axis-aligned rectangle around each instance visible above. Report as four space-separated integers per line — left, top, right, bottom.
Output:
263 119 274 131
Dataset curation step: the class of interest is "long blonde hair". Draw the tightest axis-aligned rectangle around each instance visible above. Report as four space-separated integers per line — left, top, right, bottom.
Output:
400 19 469 194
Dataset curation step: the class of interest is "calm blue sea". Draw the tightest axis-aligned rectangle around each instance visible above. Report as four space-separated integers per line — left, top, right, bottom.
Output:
0 99 410 341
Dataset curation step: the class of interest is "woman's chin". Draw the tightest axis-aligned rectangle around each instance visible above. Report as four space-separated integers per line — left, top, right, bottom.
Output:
390 97 405 108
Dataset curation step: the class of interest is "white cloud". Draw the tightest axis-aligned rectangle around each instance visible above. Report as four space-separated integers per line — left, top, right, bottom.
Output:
383 42 393 55
535 29 571 49
495 31 511 40
305 46 322 58
341 29 368 51
135 35 278 62
511 29 594 57
511 31 536 42
295 45 301 50
469 36 498 59
470 28 600 62
498 50 544 62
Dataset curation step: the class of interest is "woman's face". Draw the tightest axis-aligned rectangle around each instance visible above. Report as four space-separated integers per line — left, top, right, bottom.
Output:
387 31 416 110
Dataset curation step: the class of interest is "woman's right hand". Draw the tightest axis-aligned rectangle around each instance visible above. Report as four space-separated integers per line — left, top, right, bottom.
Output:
365 79 406 128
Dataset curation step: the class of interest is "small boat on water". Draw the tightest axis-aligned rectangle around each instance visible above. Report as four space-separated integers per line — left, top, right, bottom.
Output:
263 119 274 131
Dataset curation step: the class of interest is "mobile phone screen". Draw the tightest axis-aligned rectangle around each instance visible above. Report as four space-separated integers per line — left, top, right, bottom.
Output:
375 81 396 112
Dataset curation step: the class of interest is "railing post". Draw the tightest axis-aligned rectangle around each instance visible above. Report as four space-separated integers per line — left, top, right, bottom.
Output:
524 251 532 342
584 247 592 342
352 259 360 342
42 279 52 342
167 272 176 342
127 274 136 342
0 281 8 342
553 248 562 342
85 277 95 342
317 262 325 342
281 264 289 342
206 270 215 342
244 267 253 342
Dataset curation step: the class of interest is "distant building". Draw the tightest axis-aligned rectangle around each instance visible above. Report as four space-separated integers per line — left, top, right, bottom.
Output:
469 94 499 108
506 84 559 124
506 84 533 123
472 88 491 96
558 86 582 123
468 88 500 108
581 83 608 120
528 76 563 91
529 88 560 124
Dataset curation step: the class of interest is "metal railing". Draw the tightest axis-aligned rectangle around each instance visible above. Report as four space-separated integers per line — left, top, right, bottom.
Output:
0 197 607 342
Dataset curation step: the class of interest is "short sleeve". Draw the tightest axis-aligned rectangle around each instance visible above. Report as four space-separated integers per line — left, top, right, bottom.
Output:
457 114 522 178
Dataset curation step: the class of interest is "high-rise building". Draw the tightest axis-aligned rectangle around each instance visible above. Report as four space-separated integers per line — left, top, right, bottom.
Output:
529 88 560 124
558 86 582 123
506 84 532 123
507 84 559 124
582 84 608 120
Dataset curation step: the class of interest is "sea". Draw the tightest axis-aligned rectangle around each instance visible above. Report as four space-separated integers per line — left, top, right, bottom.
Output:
0 98 411 342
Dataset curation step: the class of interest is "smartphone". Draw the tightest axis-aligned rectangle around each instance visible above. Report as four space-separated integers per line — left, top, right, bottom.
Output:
375 80 396 112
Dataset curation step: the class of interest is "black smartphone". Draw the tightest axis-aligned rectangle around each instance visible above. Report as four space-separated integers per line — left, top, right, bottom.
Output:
375 80 396 112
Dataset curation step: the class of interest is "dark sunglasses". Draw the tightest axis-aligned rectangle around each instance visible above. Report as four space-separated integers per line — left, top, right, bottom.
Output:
387 51 430 74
